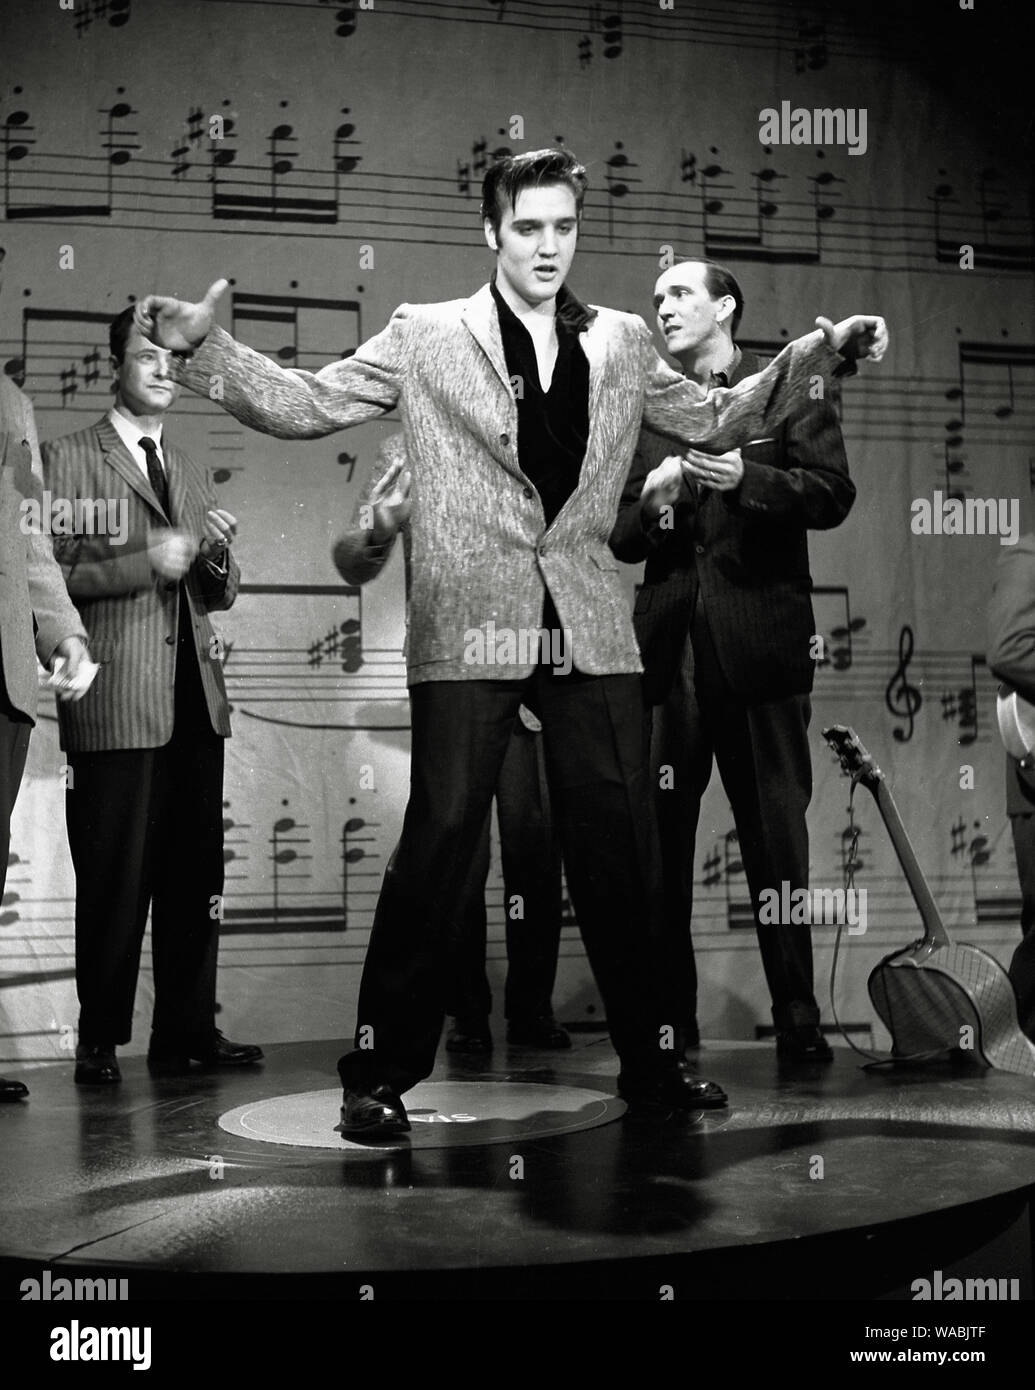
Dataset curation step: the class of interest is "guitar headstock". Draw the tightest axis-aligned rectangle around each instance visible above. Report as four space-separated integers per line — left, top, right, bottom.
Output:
822 724 884 791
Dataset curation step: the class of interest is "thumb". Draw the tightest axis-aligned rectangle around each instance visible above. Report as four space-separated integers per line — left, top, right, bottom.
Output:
815 315 836 344
202 279 229 312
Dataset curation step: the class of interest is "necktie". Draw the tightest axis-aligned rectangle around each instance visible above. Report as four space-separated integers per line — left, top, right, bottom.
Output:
139 436 169 515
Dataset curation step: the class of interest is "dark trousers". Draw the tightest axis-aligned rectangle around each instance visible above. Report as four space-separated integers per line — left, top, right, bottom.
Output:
652 602 819 1034
67 618 225 1046
0 672 32 897
338 668 672 1094
1008 813 1035 1040
446 718 563 1024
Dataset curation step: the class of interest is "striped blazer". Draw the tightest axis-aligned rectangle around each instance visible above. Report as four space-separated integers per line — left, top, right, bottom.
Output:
41 416 238 752
0 377 86 720
177 282 846 685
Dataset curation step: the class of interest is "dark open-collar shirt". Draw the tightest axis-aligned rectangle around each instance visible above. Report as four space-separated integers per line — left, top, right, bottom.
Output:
490 278 595 529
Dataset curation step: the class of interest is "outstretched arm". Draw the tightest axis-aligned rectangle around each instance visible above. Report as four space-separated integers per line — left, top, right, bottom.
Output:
643 316 887 452
134 282 407 441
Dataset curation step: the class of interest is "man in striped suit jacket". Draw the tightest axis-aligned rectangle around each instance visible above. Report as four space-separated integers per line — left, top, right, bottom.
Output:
0 243 92 1100
42 307 261 1085
134 149 887 1136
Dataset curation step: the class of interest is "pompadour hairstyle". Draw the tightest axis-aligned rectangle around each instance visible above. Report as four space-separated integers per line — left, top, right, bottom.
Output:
481 148 588 234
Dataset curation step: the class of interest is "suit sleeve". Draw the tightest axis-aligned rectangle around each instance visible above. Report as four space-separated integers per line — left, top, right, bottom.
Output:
21 400 88 663
988 538 1035 703
41 436 154 599
641 326 849 452
726 398 855 527
173 310 410 440
331 435 405 586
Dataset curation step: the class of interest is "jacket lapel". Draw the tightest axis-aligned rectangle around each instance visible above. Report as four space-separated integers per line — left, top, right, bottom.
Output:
461 284 512 395
95 416 170 522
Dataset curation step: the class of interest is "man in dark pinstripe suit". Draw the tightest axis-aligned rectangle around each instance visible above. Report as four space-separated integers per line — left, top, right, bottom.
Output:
611 259 855 1062
42 308 261 1085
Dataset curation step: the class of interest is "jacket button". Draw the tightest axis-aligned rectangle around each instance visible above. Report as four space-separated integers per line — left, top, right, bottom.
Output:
164 581 177 592
165 635 175 645
695 544 705 555
523 486 533 498
500 433 510 445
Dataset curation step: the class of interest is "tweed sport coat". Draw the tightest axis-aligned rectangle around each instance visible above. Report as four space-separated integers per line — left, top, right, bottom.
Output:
0 376 86 720
177 283 846 685
610 349 855 705
41 415 238 752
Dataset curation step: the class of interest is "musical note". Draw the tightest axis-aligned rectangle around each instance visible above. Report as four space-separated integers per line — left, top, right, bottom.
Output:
332 2 357 38
604 141 637 241
702 846 722 888
73 0 131 35
884 624 922 743
955 341 1035 425
341 816 367 927
679 150 696 184
2 108 109 219
933 174 1034 271
102 98 138 209
940 654 984 746
337 451 358 482
601 4 623 60
812 585 866 672
269 809 312 922
578 35 592 68
231 291 362 371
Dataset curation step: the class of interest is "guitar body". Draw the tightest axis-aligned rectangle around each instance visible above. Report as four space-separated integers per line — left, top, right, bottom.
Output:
869 940 1035 1077
997 685 1035 763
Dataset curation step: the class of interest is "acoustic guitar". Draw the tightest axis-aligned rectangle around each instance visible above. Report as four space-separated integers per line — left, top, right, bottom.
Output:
996 684 1035 764
823 723 1035 1076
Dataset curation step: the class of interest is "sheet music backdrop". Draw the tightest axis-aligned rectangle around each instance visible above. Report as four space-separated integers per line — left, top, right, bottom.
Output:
2 0 1032 1060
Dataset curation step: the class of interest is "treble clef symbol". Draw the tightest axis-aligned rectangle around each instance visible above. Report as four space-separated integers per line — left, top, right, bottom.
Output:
885 624 922 743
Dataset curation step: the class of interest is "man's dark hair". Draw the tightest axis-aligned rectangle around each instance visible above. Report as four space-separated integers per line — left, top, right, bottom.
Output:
109 305 137 364
676 256 745 340
481 148 588 235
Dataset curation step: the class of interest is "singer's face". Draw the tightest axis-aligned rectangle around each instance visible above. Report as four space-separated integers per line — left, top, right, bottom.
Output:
485 184 579 308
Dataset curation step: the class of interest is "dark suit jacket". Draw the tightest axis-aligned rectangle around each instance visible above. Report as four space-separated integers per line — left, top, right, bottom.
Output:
0 377 86 720
609 349 854 705
987 534 1035 814
41 415 238 752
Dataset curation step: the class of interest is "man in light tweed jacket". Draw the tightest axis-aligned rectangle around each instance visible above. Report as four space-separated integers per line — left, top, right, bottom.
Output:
0 248 92 1102
42 308 261 1087
135 149 888 1136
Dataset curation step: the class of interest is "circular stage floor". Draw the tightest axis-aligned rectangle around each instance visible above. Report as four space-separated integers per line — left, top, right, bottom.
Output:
3 1037 1035 1298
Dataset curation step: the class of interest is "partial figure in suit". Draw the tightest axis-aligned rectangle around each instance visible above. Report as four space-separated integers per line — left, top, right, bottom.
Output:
610 258 856 1062
135 149 887 1136
987 534 1035 1041
41 307 262 1085
0 246 92 1101
333 436 570 1054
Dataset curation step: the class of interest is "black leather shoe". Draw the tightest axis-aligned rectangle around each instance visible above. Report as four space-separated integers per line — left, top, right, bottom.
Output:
0 1075 29 1101
618 1067 728 1111
147 1029 263 1075
506 1016 572 1049
445 1019 493 1054
776 1025 834 1061
338 1084 410 1136
74 1044 121 1086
